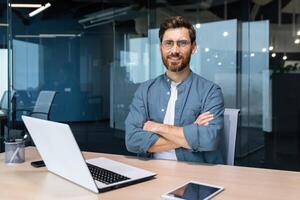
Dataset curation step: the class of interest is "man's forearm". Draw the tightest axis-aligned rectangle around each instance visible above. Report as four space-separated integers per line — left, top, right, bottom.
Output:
143 121 191 149
156 124 191 149
148 137 180 152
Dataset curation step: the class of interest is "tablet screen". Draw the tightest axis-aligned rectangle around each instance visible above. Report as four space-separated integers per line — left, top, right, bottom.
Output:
163 182 223 200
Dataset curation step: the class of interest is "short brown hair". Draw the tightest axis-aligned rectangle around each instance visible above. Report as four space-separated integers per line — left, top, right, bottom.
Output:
159 16 196 43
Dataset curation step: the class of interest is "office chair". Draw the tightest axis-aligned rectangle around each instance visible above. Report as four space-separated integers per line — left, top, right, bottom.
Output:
10 90 56 135
0 90 15 116
0 90 15 152
222 108 240 165
29 90 57 120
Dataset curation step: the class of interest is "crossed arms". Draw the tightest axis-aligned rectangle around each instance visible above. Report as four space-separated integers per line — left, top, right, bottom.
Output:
125 83 224 154
144 112 214 152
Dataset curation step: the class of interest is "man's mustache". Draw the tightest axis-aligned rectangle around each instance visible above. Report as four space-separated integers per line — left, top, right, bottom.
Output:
167 53 182 59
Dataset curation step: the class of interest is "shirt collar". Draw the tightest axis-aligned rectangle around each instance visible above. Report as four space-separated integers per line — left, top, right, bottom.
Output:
163 70 193 89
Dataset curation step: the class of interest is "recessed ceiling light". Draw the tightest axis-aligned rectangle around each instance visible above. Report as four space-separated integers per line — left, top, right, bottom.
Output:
10 4 42 8
269 46 274 51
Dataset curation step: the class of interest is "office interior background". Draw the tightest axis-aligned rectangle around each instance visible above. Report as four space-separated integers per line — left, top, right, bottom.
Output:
0 0 300 171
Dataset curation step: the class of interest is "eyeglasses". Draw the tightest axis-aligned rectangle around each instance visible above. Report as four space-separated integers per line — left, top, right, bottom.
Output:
161 40 191 49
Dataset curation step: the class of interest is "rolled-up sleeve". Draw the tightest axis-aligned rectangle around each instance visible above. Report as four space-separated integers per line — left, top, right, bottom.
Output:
125 85 159 154
183 85 224 152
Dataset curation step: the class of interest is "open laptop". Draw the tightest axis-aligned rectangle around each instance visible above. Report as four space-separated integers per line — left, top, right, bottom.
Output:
22 116 156 193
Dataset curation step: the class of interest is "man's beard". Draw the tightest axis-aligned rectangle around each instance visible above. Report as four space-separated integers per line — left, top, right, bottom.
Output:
161 51 192 73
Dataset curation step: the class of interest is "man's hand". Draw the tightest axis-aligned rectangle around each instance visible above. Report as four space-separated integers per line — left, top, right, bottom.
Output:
143 121 181 152
194 112 214 126
143 121 161 132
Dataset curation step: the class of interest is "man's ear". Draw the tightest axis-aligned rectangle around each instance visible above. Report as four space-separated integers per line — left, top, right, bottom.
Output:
191 42 197 54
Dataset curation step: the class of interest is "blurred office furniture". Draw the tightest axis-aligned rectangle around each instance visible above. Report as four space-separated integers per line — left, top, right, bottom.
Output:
222 108 240 165
0 91 12 116
0 90 16 116
29 90 57 120
11 90 57 137
14 90 57 121
0 90 15 152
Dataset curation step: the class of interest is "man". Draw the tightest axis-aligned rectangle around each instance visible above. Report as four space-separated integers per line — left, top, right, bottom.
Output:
125 16 224 164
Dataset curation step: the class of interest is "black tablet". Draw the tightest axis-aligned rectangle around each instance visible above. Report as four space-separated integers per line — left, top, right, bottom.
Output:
161 181 224 200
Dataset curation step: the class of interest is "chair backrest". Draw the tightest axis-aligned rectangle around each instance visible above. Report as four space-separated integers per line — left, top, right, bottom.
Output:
0 90 15 110
31 91 56 120
222 108 240 165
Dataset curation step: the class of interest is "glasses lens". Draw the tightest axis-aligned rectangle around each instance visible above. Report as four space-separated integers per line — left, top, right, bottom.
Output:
162 40 174 48
177 40 190 47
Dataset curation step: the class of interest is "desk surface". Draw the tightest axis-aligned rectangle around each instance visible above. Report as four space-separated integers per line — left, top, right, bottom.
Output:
0 147 300 200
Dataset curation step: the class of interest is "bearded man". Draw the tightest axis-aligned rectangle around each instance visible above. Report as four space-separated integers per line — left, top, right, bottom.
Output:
125 16 225 164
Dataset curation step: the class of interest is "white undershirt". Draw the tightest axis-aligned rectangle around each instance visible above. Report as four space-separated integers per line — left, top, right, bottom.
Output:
154 81 179 160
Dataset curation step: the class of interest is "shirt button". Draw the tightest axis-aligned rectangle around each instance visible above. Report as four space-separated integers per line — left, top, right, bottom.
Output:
161 108 165 112
167 92 170 95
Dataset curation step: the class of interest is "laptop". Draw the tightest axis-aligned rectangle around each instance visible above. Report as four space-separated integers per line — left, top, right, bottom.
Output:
22 115 156 193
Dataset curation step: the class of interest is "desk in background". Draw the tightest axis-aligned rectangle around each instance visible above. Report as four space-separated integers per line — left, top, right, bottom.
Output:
0 147 300 200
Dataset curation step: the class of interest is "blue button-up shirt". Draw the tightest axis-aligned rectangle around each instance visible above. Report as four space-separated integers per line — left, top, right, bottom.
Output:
125 72 224 164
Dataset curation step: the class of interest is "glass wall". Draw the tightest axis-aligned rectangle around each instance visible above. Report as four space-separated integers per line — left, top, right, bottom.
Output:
1 0 300 171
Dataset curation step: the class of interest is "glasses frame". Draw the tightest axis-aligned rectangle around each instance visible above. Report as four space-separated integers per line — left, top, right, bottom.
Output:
161 39 191 50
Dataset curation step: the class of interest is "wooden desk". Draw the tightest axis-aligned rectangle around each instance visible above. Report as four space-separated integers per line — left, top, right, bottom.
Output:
0 147 300 200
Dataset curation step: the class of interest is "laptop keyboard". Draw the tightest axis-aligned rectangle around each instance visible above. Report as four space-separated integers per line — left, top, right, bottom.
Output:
87 163 130 185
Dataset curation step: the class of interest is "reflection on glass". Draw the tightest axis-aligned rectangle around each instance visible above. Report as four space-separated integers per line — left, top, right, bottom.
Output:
13 40 39 90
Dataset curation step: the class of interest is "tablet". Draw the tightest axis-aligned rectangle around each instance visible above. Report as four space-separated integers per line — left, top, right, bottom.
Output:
161 181 224 200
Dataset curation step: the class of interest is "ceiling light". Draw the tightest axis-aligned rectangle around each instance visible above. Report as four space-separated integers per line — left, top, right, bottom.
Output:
0 23 9 27
15 33 81 38
214 54 218 58
217 62 222 66
204 48 209 52
79 6 133 29
294 38 300 44
195 23 201 29
223 31 229 37
261 48 267 52
250 53 255 57
269 46 274 51
29 3 51 17
282 55 287 60
271 53 276 57
297 30 300 36
10 4 42 8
